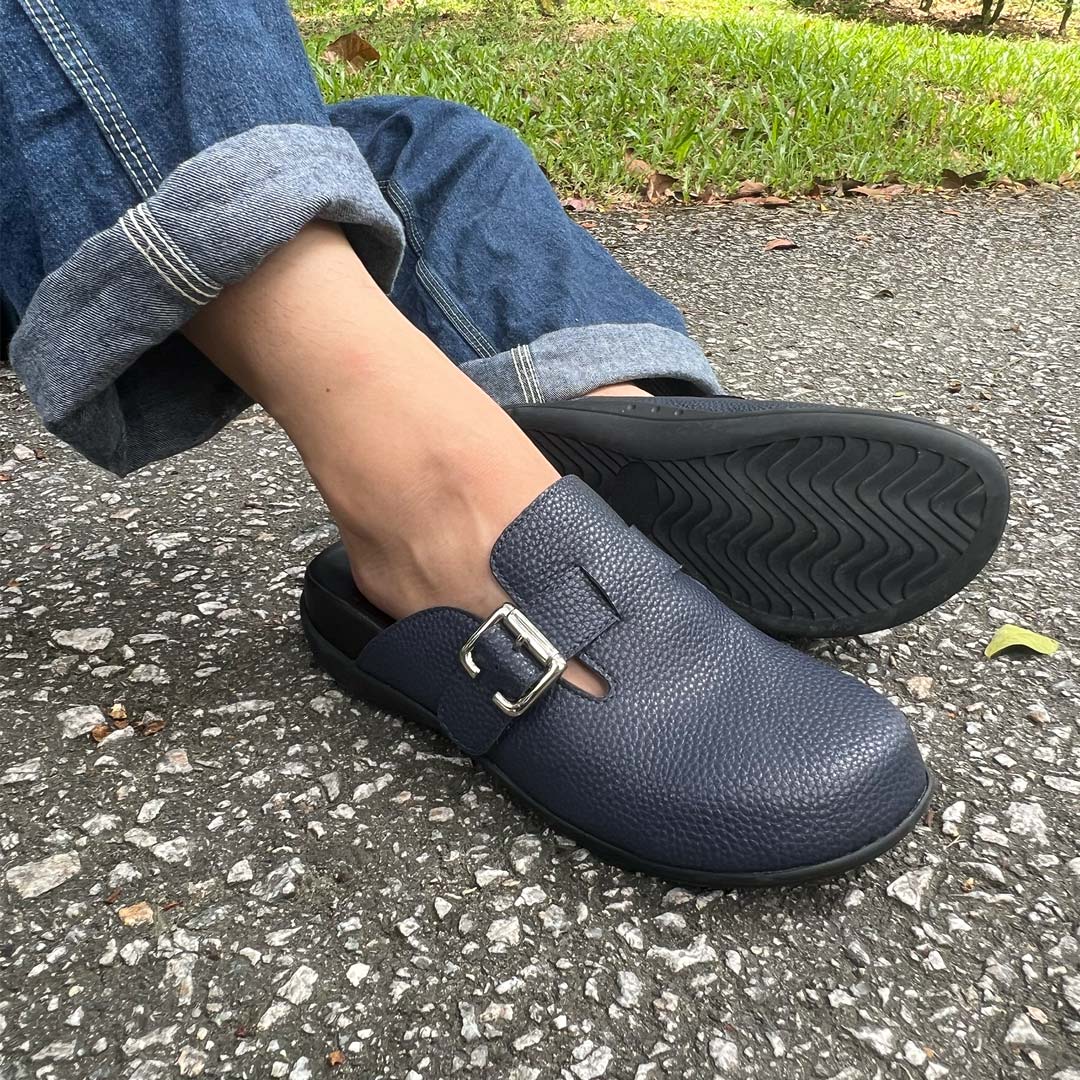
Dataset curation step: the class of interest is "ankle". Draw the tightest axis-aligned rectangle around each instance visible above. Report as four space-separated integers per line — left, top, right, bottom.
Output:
585 382 652 398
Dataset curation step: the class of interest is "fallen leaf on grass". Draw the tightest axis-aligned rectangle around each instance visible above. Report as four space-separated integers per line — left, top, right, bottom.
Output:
736 180 768 197
644 171 679 203
984 624 1060 659
764 237 798 251
941 168 988 190
848 183 907 199
323 31 380 68
561 196 596 212
623 153 653 177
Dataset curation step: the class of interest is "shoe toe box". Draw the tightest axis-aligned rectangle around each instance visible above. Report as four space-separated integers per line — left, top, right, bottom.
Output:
490 591 930 881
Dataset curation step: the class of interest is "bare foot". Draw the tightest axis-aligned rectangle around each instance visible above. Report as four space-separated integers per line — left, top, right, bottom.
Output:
184 221 606 697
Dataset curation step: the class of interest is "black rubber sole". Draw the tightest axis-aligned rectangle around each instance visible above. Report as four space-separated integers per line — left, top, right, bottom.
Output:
301 596 936 888
511 401 1010 638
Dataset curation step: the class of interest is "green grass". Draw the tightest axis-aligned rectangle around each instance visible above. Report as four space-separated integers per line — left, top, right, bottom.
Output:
294 0 1080 198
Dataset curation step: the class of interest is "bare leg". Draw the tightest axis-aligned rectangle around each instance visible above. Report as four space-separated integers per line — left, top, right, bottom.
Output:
184 222 604 693
587 383 651 397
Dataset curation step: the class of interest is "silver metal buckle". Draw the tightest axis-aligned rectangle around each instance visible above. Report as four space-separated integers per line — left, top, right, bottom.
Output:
459 602 566 717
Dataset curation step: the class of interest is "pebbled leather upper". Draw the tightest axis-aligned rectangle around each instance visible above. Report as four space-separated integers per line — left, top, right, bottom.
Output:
346 477 929 876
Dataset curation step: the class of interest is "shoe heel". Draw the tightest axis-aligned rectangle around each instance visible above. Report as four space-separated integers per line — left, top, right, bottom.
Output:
301 597 442 733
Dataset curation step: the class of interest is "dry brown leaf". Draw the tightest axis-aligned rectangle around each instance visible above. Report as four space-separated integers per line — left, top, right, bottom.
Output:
697 184 725 205
762 195 791 208
561 196 596 212
109 703 127 720
764 237 798 252
324 31 380 68
623 153 653 177
644 171 679 203
328 1050 347 1068
90 723 110 742
848 183 906 199
940 168 988 190
736 180 768 198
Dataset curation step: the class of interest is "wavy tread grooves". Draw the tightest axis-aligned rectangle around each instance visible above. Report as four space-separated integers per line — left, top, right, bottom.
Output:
529 430 990 627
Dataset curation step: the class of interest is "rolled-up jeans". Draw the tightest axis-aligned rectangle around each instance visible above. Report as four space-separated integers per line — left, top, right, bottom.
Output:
0 0 721 476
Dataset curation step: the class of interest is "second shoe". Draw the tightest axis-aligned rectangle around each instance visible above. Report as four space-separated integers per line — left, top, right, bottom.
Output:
512 395 1010 638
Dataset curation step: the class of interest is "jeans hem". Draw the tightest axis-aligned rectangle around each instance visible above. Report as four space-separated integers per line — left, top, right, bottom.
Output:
458 323 723 405
9 122 405 475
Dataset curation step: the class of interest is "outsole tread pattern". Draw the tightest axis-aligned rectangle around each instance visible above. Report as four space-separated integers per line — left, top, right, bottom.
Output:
528 428 996 636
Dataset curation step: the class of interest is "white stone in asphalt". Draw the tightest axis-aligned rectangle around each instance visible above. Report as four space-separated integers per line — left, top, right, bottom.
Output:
6 852 81 899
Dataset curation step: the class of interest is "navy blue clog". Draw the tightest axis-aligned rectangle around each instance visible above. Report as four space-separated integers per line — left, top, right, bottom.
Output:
511 396 1009 639
301 477 933 886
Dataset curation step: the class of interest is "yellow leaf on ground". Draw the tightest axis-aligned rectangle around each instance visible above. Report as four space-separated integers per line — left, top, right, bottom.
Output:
984 624 1060 659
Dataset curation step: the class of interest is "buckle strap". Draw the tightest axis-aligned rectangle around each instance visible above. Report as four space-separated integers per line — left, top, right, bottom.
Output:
440 564 619 755
460 603 566 718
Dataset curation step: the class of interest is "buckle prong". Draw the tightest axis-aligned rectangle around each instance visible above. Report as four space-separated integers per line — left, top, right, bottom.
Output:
459 603 566 717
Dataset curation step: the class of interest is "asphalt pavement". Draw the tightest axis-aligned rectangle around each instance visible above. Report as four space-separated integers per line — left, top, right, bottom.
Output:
0 191 1078 1080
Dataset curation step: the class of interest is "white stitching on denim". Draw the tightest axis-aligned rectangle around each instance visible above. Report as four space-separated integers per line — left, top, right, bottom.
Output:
519 343 545 403
382 179 500 358
511 345 541 404
415 259 497 358
509 346 530 402
127 208 219 301
119 215 204 305
387 179 426 249
21 0 157 197
417 263 493 355
119 212 201 304
23 0 155 196
38 0 163 186
133 204 220 294
119 210 217 305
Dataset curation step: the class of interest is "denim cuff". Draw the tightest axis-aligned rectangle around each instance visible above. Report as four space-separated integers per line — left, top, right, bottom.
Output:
10 123 405 475
458 323 724 405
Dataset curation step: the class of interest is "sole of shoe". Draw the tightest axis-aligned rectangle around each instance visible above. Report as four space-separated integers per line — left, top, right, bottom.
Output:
511 400 1010 638
301 596 935 887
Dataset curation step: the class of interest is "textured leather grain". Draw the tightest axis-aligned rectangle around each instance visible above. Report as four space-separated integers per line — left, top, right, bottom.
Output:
318 477 930 876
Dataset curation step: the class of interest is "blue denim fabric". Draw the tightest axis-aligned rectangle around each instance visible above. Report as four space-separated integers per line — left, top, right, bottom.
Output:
0 0 721 475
